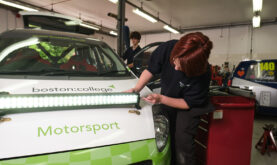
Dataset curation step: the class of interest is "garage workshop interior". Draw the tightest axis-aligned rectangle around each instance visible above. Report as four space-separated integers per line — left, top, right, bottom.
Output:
0 0 277 165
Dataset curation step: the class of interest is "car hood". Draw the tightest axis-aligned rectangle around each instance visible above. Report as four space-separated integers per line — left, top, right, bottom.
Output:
0 78 155 160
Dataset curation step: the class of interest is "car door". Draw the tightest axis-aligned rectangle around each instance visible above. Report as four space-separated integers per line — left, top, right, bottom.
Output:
133 42 164 91
243 60 277 109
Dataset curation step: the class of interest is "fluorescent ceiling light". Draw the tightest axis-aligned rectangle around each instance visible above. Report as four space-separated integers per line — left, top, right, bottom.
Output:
0 0 38 11
163 25 180 34
253 0 263 12
80 23 99 31
28 24 41 29
110 31 118 36
86 38 100 41
132 8 157 23
0 93 140 115
65 20 80 26
108 0 118 4
252 15 261 28
0 37 39 61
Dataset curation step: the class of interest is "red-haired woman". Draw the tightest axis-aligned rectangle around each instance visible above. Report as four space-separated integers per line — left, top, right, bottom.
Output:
127 32 215 165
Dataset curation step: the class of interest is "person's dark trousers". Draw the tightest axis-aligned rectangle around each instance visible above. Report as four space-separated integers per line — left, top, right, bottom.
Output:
160 107 199 165
161 102 214 165
175 110 200 165
175 102 214 165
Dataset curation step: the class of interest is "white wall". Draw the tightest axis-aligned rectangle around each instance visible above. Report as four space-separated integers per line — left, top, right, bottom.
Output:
0 7 24 33
140 24 277 67
252 25 277 60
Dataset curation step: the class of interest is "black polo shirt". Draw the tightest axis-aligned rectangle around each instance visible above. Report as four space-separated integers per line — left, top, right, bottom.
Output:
147 40 211 108
123 46 141 64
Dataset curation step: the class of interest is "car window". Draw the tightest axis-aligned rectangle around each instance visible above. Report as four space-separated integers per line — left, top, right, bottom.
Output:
95 46 114 72
0 35 129 77
245 61 276 82
133 43 162 76
135 44 160 68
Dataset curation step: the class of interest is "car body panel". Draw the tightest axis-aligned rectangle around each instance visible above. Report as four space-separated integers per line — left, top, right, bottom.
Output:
232 60 277 115
0 139 171 165
0 78 155 160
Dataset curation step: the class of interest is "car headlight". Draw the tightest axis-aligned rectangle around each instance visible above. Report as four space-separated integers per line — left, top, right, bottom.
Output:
154 115 169 152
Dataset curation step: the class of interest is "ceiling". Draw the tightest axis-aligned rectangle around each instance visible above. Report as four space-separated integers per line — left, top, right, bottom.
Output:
18 0 277 33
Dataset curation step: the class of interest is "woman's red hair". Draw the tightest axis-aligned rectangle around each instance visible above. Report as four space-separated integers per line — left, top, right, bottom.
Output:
170 32 213 77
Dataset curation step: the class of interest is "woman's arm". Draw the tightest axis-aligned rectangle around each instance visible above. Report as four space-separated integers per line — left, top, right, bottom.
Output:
126 69 153 93
143 94 190 110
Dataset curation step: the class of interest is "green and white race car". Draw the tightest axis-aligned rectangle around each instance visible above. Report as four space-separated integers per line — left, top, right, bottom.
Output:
0 29 170 165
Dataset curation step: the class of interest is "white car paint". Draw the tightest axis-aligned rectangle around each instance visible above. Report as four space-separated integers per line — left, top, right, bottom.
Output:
0 78 155 159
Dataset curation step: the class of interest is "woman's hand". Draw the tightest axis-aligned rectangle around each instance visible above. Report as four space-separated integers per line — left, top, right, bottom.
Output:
123 88 137 93
144 94 190 109
143 94 163 104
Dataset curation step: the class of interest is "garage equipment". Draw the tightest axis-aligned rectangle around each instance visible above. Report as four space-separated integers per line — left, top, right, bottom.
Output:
195 95 255 165
255 124 277 155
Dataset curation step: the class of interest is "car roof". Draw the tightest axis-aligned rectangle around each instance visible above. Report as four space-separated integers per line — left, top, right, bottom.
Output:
239 59 277 64
0 29 101 43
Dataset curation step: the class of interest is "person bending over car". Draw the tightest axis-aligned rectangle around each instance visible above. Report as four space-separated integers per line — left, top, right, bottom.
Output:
126 32 215 165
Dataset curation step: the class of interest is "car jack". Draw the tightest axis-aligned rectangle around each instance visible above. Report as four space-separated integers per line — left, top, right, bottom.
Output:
255 124 277 155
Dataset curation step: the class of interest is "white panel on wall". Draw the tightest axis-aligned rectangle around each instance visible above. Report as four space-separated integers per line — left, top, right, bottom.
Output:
0 8 8 33
252 24 277 60
7 10 16 30
199 28 230 66
141 33 172 47
0 7 24 33
16 14 24 29
226 26 251 67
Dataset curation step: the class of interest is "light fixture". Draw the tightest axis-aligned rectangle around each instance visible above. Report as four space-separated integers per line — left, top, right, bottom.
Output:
163 25 180 34
108 0 118 4
86 38 100 41
80 23 100 31
0 0 38 11
253 0 263 12
252 15 261 28
132 8 158 23
65 20 80 26
0 93 140 115
110 31 118 36
0 37 39 61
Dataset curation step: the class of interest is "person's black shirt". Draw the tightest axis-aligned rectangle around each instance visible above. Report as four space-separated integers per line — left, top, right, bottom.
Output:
123 46 141 64
147 40 211 109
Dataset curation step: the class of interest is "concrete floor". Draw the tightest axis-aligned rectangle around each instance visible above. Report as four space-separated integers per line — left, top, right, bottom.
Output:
251 115 277 165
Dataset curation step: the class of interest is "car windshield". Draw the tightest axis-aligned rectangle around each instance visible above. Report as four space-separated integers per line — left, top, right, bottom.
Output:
0 34 129 77
245 61 277 82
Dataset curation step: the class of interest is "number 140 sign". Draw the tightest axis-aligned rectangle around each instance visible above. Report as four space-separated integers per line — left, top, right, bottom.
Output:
260 62 275 71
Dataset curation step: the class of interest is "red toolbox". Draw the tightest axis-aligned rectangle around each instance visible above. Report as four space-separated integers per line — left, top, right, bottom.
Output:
196 96 255 165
